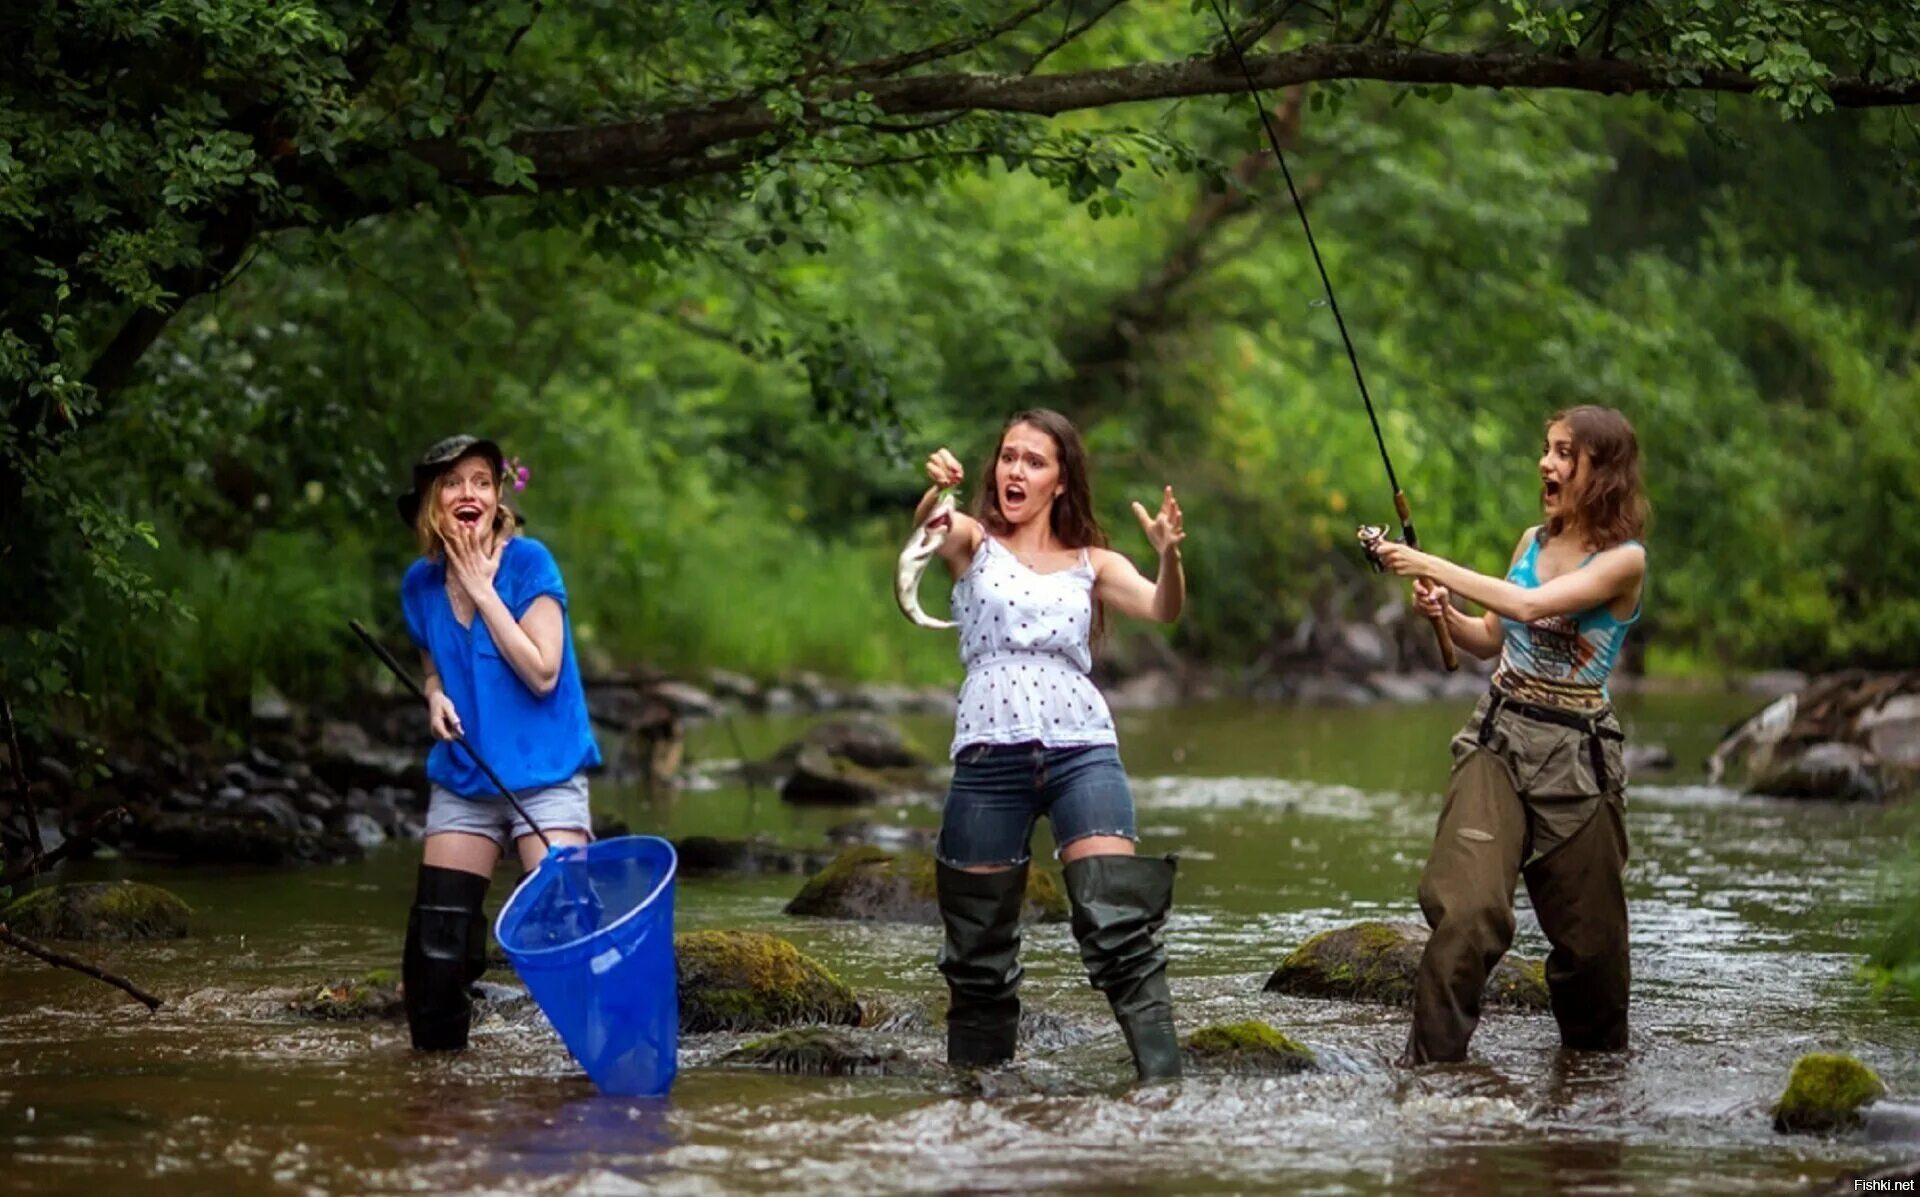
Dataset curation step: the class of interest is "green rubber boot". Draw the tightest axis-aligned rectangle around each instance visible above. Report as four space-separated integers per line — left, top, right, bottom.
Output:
1064 854 1181 1081
935 860 1028 1068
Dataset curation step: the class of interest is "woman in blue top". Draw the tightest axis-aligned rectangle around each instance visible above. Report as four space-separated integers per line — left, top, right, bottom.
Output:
1374 405 1647 1065
393 435 601 1051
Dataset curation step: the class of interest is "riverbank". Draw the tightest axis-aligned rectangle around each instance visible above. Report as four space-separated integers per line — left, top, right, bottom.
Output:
0 635 1833 877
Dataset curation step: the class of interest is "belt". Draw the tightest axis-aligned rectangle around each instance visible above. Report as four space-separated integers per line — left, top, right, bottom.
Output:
1477 688 1625 794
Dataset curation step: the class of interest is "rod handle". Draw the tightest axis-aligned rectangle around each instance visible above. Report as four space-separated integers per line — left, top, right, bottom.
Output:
1391 494 1460 672
1423 600 1460 672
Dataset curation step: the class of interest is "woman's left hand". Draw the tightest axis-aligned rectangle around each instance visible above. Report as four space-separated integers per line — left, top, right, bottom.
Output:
1373 540 1432 578
1131 486 1186 557
445 523 503 603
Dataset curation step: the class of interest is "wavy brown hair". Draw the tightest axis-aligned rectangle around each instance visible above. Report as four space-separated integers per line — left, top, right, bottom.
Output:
412 460 519 562
1548 405 1648 550
972 408 1110 637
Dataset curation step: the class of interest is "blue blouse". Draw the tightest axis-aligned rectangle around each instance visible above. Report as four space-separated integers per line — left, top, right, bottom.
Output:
401 537 601 797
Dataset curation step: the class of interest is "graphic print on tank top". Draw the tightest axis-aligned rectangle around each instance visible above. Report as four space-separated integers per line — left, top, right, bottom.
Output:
1496 531 1643 696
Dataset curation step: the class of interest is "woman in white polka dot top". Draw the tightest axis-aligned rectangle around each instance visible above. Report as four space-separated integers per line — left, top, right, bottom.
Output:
910 407 1187 1081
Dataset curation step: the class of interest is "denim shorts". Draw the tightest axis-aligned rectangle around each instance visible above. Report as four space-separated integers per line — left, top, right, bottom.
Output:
937 742 1136 868
424 773 591 848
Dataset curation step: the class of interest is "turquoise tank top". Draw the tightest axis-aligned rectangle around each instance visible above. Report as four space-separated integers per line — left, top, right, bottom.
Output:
1495 531 1643 697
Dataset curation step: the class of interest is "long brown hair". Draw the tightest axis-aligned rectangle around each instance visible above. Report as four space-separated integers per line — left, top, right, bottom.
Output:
972 409 1109 550
971 408 1110 638
412 462 519 562
1549 405 1648 550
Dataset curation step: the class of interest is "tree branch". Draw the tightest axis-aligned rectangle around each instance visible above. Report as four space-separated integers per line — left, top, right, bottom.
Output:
462 1 546 118
402 44 1920 196
0 924 163 1011
1023 0 1132 76
850 1 1066 79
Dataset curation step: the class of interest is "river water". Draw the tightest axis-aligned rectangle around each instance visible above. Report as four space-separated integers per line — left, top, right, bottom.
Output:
5 693 1917 1194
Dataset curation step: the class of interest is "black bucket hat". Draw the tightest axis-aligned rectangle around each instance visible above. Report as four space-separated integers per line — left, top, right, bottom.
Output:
394 434 507 528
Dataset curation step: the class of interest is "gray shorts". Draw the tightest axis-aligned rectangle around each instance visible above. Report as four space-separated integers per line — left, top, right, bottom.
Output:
423 773 592 847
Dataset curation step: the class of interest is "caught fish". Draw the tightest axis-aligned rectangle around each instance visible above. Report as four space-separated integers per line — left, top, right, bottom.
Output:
896 491 957 630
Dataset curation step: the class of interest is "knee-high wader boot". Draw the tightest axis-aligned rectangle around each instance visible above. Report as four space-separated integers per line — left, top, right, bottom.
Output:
1064 854 1181 1081
936 860 1028 1068
404 865 491 1051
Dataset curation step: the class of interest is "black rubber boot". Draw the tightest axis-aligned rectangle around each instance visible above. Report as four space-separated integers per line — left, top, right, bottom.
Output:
403 865 490 1052
935 860 1028 1068
1064 854 1182 1081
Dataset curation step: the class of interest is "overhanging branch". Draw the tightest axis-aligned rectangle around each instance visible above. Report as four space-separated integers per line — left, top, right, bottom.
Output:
403 44 1920 196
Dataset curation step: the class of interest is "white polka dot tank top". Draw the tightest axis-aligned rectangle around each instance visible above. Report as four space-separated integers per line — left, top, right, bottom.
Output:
949 536 1117 757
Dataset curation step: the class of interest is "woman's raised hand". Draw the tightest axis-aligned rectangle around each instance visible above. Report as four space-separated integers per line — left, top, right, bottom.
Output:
1131 486 1186 556
443 520 503 603
925 448 965 490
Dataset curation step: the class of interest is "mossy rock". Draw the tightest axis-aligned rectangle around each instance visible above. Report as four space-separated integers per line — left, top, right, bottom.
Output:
675 930 861 1033
1184 1020 1316 1075
783 846 1067 925
290 969 405 1020
1 881 191 941
1263 920 1548 1011
720 1027 922 1077
1773 1053 1886 1134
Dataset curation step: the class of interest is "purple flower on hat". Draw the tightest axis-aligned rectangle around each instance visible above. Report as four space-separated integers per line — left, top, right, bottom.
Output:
506 455 530 492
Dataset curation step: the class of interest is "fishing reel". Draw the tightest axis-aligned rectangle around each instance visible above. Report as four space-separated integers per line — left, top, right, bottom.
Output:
1355 524 1399 573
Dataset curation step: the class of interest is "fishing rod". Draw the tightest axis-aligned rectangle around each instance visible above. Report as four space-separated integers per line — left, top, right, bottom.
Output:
347 619 555 850
1203 0 1458 672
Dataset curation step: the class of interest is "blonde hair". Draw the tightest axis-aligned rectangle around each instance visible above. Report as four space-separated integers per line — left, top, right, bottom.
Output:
412 468 519 561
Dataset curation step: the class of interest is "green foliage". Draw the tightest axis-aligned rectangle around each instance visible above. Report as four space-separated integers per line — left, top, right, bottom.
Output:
4 2 1920 736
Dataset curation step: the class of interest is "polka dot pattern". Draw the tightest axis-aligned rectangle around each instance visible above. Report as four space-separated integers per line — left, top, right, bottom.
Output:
949 538 1117 758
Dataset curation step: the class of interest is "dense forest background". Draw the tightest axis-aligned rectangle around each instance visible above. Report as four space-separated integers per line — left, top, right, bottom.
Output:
4 1 1918 739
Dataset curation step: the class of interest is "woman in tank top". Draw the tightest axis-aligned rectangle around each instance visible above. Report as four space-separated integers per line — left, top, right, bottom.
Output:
911 408 1187 1080
1374 405 1648 1065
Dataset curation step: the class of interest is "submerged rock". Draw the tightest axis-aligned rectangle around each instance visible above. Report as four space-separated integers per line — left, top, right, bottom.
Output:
783 846 1067 925
1773 1052 1886 1134
290 969 405 1020
1184 1020 1317 1075
675 930 861 1033
1263 920 1548 1011
719 1027 922 1076
1 881 191 941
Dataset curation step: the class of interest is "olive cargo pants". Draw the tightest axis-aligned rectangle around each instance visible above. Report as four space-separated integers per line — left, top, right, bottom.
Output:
1404 692 1632 1065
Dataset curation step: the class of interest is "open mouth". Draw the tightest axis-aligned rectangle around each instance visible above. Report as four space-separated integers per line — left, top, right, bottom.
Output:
1003 483 1027 507
1542 479 1563 503
452 501 485 527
